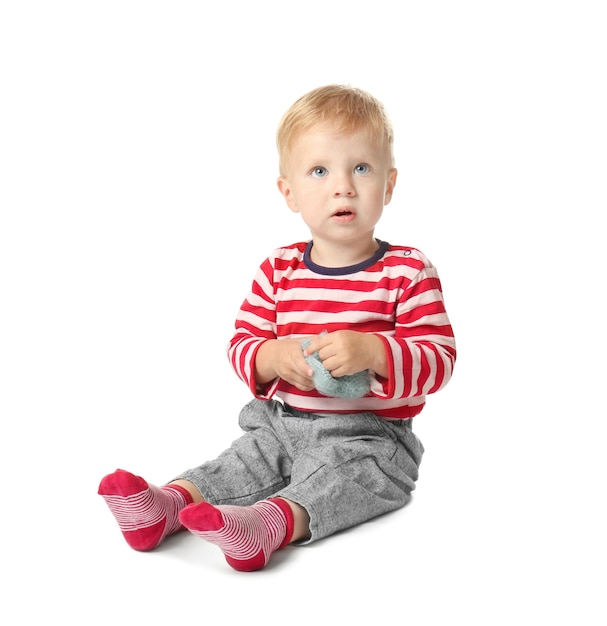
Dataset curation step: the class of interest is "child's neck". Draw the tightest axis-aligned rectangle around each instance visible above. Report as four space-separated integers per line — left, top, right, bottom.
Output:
310 237 379 268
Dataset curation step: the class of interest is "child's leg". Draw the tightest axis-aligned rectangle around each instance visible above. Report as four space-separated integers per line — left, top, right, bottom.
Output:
279 414 424 542
98 469 200 551
179 497 306 572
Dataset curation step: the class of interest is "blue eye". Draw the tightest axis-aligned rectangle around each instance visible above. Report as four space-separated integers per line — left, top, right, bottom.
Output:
311 166 328 178
354 163 370 174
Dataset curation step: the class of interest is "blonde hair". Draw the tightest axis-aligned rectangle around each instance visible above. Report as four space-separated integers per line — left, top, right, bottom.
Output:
276 84 395 175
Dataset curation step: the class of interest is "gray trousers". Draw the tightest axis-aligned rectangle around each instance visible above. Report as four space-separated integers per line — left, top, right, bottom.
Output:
174 398 424 543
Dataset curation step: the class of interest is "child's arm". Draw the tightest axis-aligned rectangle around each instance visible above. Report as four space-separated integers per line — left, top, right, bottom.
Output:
301 264 455 401
226 250 316 395
377 265 455 399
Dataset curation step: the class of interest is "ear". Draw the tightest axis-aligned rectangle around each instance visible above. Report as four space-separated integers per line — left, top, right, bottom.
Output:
384 168 398 205
277 176 300 213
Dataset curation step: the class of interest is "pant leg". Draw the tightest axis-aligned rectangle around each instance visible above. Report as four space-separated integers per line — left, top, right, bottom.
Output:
172 399 295 505
276 411 424 543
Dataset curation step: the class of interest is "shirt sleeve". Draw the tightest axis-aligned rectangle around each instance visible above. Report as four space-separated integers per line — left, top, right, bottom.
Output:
227 255 280 399
369 263 456 400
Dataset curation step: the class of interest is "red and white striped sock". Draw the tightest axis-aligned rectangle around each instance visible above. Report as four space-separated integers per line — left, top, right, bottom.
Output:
98 469 193 551
179 498 294 572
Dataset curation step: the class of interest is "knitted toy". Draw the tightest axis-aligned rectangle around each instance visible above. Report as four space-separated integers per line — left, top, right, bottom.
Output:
301 334 370 399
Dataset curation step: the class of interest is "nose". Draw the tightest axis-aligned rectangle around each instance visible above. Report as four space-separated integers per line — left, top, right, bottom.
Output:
333 172 355 197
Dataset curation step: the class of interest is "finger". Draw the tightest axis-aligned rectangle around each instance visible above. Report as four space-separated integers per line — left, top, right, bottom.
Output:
303 333 330 356
295 351 315 377
304 363 314 377
302 341 318 356
293 376 315 391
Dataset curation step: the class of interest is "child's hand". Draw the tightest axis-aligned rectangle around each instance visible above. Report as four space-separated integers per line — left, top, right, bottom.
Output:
273 338 316 390
303 330 383 378
256 338 315 391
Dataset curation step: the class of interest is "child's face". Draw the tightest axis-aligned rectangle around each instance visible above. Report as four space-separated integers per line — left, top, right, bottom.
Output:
277 128 397 249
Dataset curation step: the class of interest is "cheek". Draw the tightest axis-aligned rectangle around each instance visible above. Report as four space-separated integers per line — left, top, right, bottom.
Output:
297 186 321 208
368 186 388 205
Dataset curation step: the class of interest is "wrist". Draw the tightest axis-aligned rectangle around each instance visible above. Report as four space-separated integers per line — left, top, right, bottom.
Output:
254 339 279 385
367 334 389 379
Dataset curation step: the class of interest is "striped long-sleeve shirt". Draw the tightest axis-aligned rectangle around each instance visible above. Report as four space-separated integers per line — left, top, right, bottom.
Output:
228 240 456 420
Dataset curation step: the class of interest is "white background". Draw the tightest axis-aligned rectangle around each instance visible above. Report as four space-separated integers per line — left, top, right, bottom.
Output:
1 1 605 624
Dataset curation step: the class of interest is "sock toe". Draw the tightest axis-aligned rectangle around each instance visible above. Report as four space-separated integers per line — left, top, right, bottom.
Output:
179 501 225 532
98 469 148 497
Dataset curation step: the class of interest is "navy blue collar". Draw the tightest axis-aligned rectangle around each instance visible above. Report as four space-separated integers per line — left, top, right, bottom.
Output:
303 239 389 275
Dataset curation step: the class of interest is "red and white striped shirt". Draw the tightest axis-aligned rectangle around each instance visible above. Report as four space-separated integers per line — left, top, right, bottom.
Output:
228 240 456 420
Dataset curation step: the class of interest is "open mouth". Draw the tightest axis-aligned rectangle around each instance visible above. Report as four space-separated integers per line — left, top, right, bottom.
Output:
333 209 353 217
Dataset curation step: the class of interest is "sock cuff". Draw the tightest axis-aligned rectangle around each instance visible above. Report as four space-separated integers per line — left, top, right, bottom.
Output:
164 483 194 505
268 497 295 548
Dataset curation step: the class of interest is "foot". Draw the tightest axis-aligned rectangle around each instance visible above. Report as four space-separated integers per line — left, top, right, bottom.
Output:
98 469 192 551
179 499 294 571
